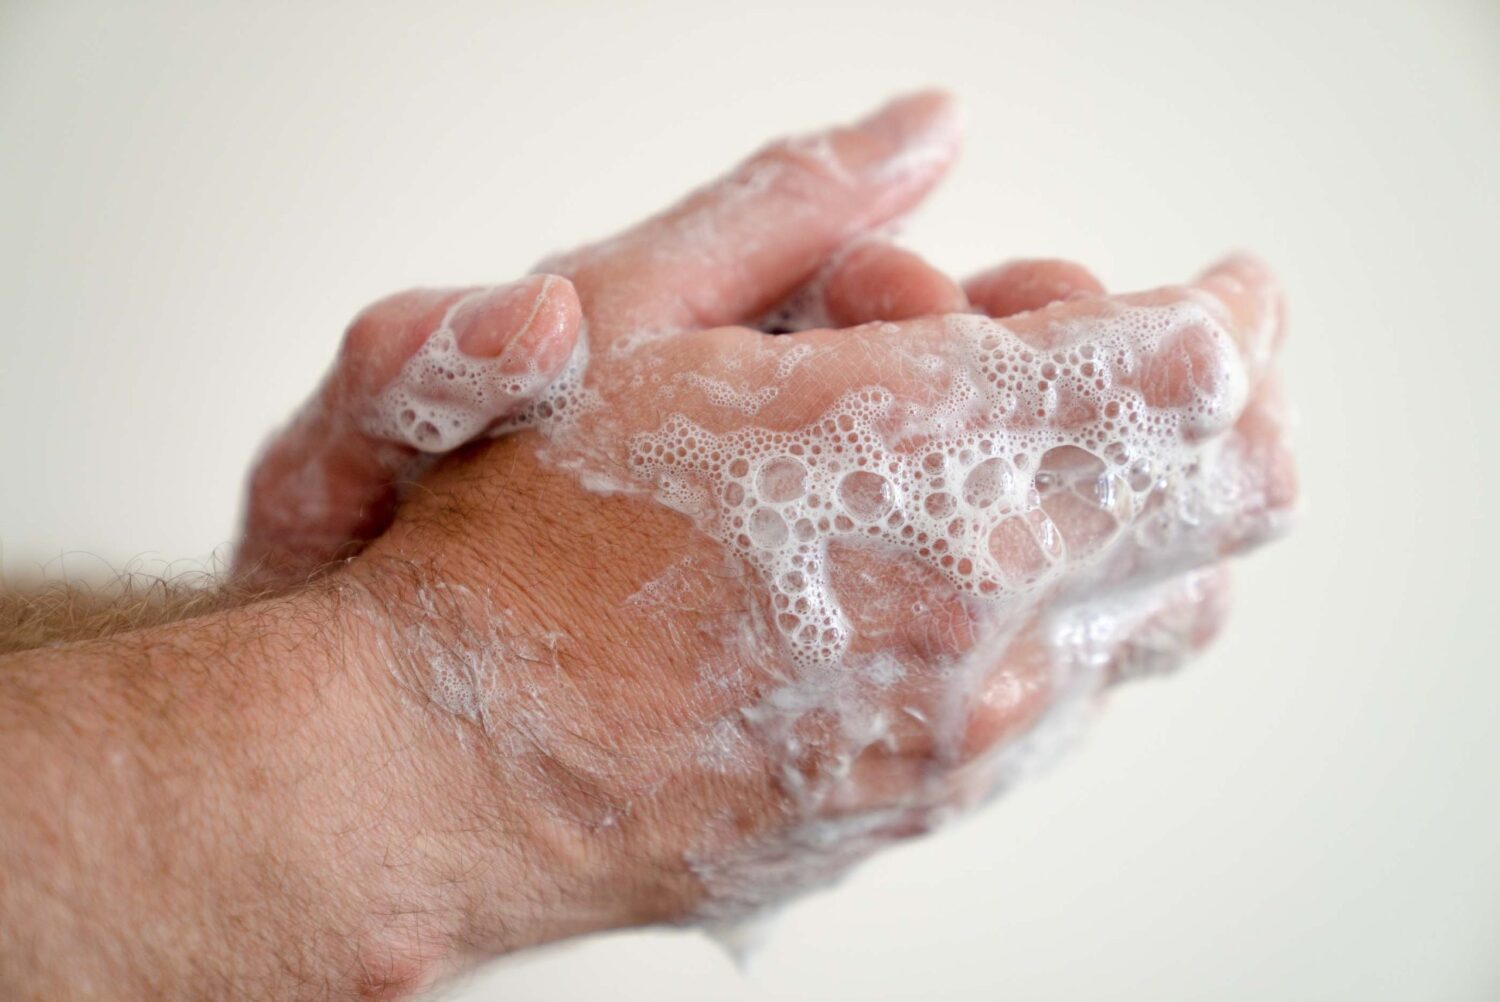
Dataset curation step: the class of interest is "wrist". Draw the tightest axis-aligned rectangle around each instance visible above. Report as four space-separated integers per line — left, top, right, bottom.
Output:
343 436 723 936
0 580 492 998
339 547 660 951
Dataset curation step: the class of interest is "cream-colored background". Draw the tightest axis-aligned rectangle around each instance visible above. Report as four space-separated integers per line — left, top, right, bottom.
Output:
2 1 1497 998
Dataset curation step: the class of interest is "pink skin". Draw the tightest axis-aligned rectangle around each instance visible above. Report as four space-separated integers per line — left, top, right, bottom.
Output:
348 249 1296 870
965 258 1108 317
221 96 1297 925
949 254 1291 649
236 95 1291 790
234 92 963 584
802 251 1281 725
819 240 969 326
546 91 965 340
809 258 1279 744
233 276 582 583
679 255 1279 790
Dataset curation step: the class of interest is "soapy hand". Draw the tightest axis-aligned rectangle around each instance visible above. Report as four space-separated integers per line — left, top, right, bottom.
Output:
356 265 1288 918
0 92 1297 999
261 93 1294 936
231 94 965 585
238 92 1294 930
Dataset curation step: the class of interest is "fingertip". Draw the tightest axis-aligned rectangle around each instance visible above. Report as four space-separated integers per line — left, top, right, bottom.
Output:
1194 252 1286 364
838 90 964 194
453 274 578 365
964 259 1106 318
342 288 460 397
822 242 968 327
1196 251 1273 287
499 274 583 378
857 88 965 153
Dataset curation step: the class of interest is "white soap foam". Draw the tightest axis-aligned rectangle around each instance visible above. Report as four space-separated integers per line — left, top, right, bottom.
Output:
363 288 560 452
379 281 1280 922
624 301 1246 677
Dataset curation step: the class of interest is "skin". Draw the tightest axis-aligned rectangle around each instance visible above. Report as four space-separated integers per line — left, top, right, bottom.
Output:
0 92 1295 998
232 276 585 585
347 251 1289 902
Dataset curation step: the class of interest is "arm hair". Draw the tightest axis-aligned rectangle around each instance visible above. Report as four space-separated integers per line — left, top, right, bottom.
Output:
0 571 280 655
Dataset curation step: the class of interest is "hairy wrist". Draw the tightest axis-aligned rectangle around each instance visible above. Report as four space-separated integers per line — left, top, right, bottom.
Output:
0 577 504 998
345 435 767 932
342 541 666 948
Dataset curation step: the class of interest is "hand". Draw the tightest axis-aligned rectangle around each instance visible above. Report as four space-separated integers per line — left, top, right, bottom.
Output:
232 93 965 586
231 276 583 584
341 93 1296 924
0 93 1296 998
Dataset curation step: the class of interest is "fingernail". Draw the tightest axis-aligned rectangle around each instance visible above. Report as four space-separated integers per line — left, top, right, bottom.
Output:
451 277 552 358
495 275 580 374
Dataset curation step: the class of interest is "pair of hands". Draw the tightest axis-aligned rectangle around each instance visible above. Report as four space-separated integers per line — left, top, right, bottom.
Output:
233 92 1294 932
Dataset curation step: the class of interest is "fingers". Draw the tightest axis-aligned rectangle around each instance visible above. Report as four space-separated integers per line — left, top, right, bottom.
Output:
1191 253 1285 380
233 275 581 584
955 564 1226 762
955 567 1229 763
964 258 1105 318
827 563 1230 816
1095 564 1232 685
359 277 582 451
554 91 964 339
961 254 1284 374
617 258 1287 687
983 259 1283 444
1110 253 1285 402
966 254 1283 422
820 241 968 328
1124 255 1285 437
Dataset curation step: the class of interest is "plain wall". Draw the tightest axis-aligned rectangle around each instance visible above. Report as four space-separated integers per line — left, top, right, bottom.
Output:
2 1 1497 998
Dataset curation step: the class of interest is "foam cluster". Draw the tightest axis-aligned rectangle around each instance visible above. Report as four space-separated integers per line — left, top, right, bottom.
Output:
625 299 1248 671
393 285 1277 921
362 289 560 452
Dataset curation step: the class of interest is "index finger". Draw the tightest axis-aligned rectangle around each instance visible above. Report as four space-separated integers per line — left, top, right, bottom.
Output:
550 91 964 342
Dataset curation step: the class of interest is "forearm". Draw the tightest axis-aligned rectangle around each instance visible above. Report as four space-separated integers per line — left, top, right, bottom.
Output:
0 581 488 998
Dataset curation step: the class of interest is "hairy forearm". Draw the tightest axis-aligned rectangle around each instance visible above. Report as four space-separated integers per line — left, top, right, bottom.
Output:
0 580 494 998
0 455 733 996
